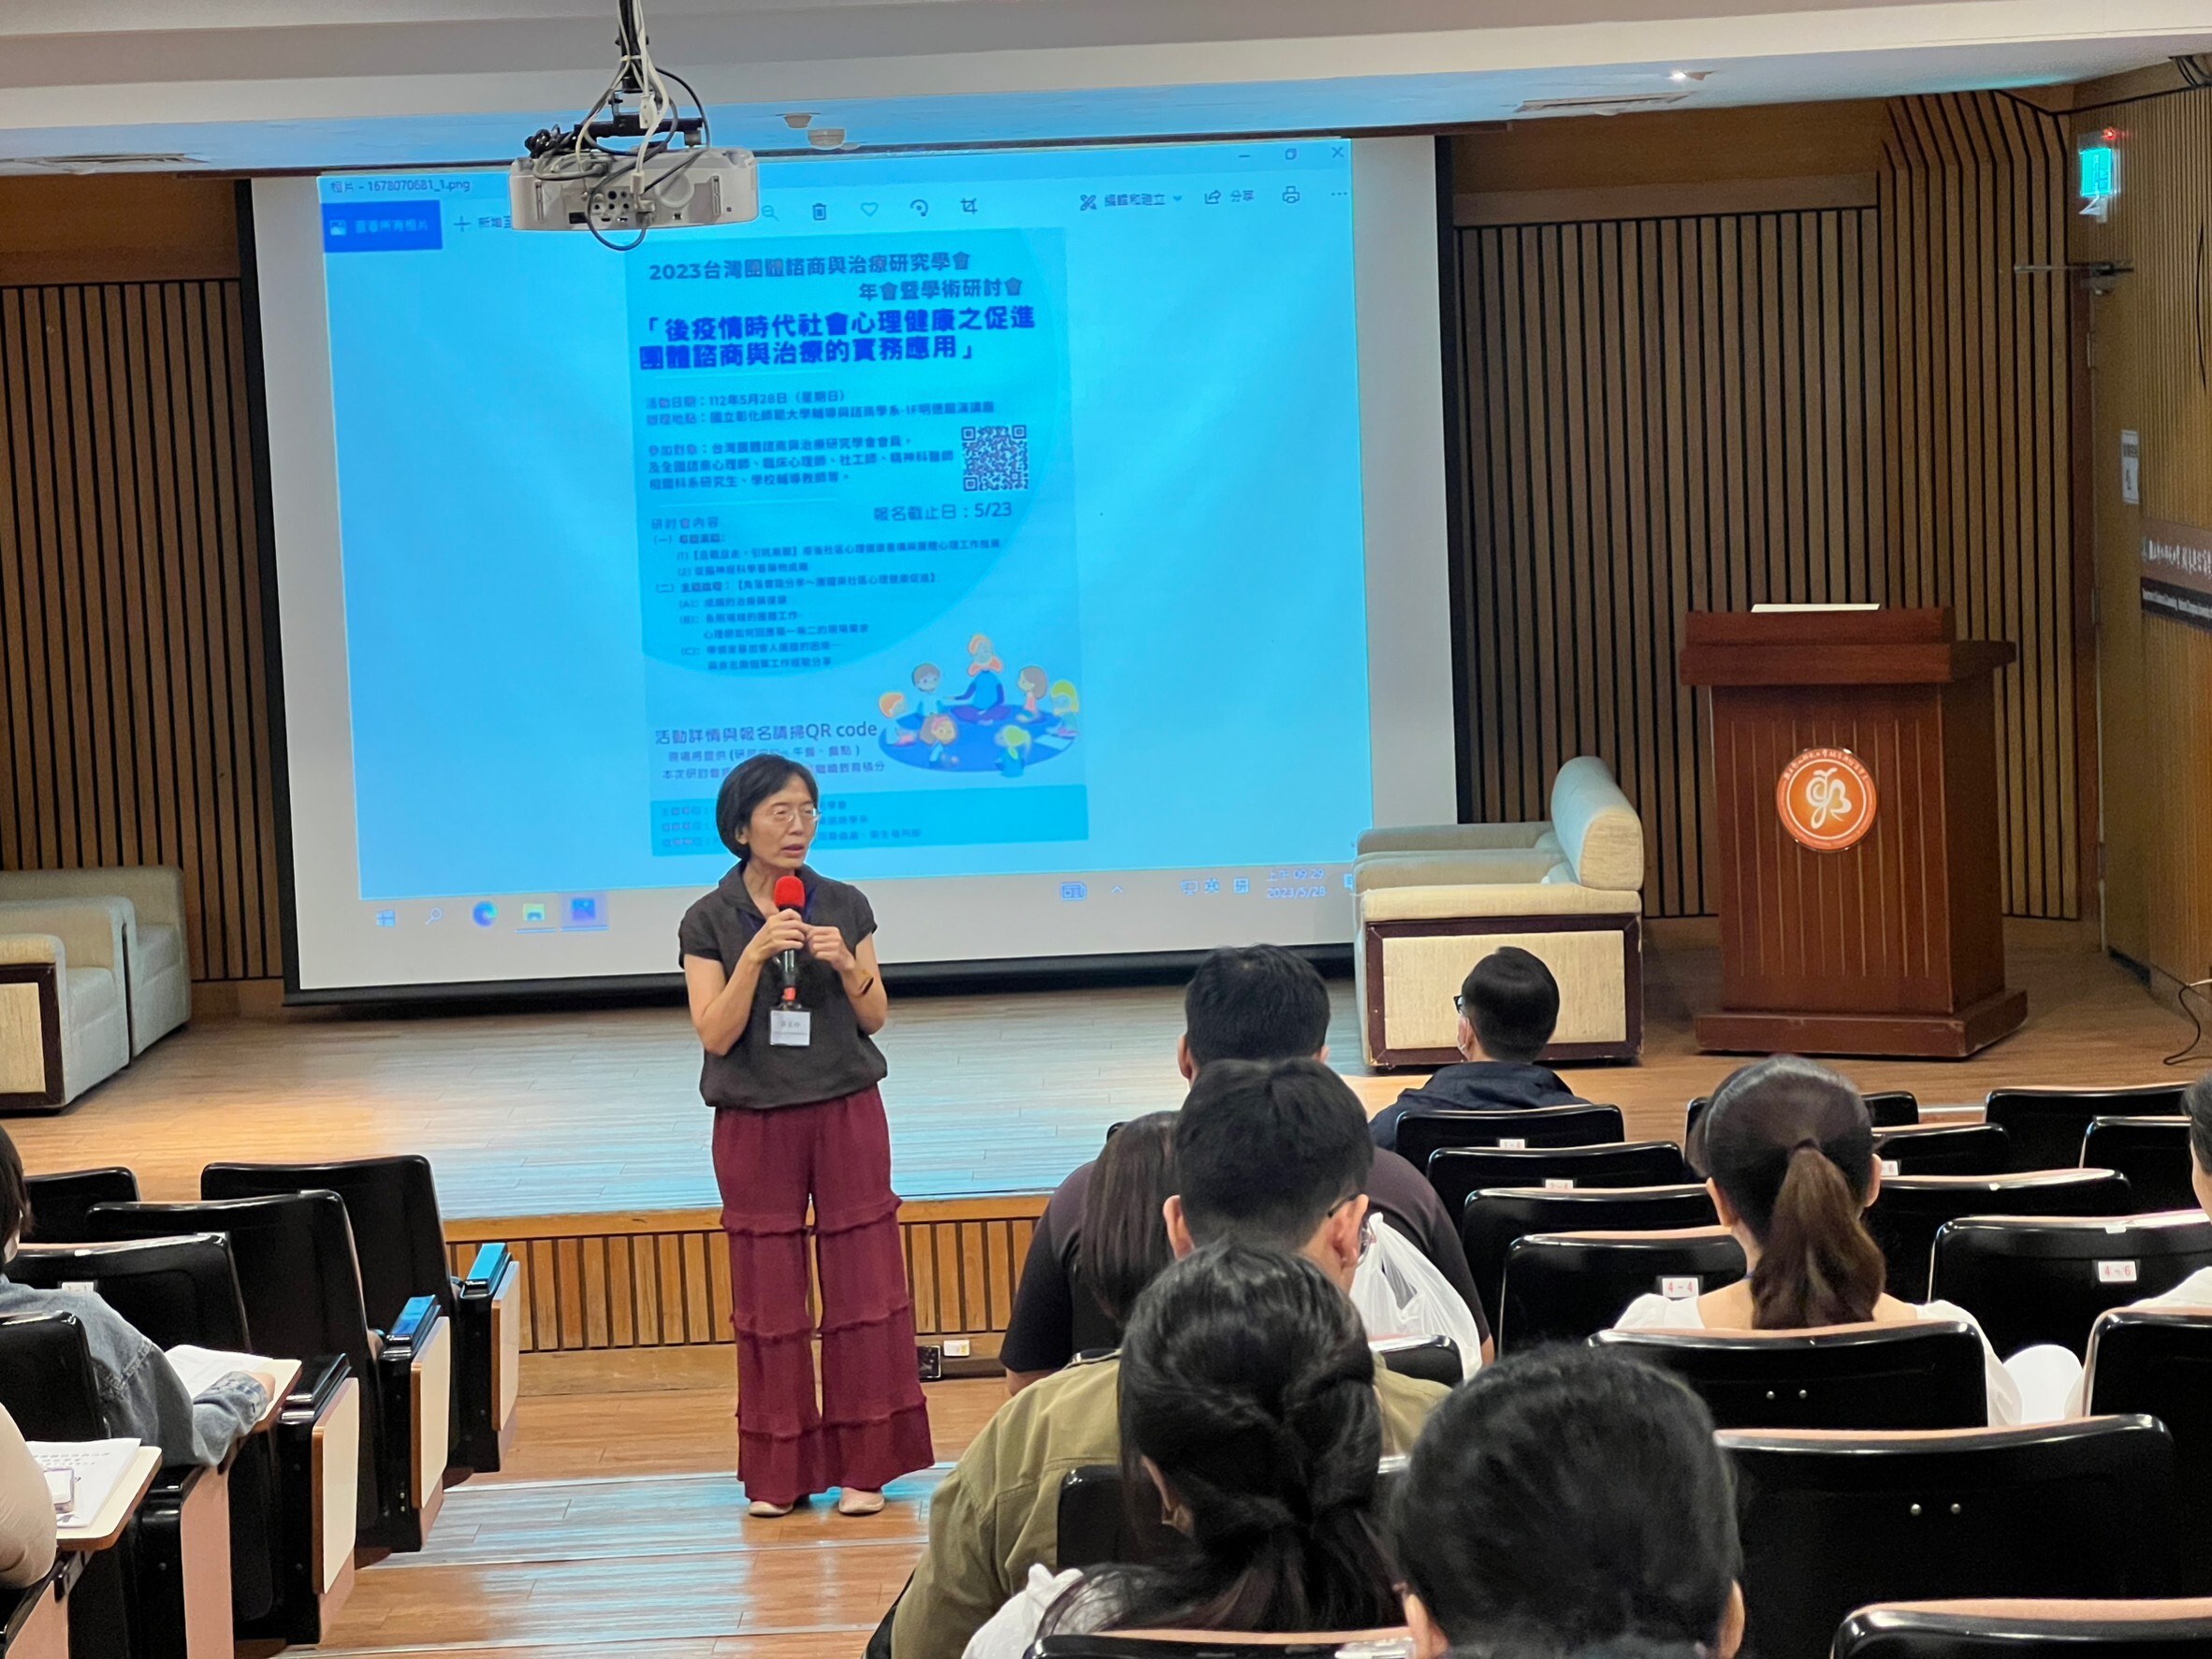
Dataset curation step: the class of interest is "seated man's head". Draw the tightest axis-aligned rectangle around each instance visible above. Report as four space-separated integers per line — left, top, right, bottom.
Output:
2190 1073 2212 1220
1165 1057 1374 1290
1457 946 1560 1064
1179 944 1331 1081
1392 1346 1744 1659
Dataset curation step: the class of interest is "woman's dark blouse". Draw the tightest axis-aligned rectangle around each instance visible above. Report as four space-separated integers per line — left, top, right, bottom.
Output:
677 865 888 1110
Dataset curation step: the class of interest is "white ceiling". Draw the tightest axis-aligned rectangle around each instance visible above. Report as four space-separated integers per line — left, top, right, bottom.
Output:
1 0 2204 169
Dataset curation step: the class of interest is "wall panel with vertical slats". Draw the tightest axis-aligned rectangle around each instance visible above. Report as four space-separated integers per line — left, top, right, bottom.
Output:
1454 93 2076 921
0 279 281 982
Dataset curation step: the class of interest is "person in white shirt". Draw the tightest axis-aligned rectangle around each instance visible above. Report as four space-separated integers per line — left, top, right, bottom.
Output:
2032 1070 2212 1419
1613 1055 2022 1424
2147 1073 2212 1309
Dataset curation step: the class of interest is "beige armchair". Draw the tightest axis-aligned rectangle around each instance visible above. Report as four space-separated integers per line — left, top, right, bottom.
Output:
0 868 190 1055
1355 756 1646 1069
0 899 132 1111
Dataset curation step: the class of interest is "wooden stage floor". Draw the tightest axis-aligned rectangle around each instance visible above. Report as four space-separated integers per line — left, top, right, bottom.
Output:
8 918 2200 1219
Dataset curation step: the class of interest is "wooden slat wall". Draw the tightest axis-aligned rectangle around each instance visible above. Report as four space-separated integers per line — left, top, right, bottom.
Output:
1882 95 2077 923
1453 93 2077 920
0 275 283 982
2069 78 2212 984
444 1197 1045 1358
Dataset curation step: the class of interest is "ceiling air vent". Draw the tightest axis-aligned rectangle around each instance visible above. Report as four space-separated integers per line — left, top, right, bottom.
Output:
1515 94 1692 116
0 153 209 175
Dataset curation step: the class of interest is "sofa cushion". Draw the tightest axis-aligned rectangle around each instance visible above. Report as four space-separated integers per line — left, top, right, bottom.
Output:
1355 850 1564 893
1550 756 1645 892
1361 880 1642 923
137 922 184 981
65 967 121 1026
1356 822 1550 858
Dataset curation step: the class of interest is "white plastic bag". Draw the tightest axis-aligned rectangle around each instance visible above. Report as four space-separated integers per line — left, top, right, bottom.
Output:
1350 1215 1485 1380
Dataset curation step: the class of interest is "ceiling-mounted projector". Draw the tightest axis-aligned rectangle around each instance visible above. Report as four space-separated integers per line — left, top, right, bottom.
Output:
509 0 755 246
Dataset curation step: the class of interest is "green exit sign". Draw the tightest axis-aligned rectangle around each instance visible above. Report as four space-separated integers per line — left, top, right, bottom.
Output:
2080 145 2118 199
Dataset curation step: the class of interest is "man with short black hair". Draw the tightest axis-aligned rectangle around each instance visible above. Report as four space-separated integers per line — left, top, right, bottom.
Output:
891 1055 1447 1659
1368 945 1587 1152
998 945 1486 1389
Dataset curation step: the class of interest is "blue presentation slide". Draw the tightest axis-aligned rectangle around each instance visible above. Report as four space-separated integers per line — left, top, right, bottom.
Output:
313 143 1374 904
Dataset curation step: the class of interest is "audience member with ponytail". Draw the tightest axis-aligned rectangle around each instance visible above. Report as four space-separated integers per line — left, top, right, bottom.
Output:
964 1244 1403 1657
1612 1054 2022 1423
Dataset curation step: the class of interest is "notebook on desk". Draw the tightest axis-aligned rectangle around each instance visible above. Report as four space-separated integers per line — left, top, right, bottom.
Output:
27 1438 140 1529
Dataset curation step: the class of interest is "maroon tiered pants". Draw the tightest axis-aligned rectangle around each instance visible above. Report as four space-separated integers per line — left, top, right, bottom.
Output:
711 1086 935 1506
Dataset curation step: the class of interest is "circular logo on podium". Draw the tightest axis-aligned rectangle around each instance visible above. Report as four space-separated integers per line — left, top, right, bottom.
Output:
1777 748 1877 851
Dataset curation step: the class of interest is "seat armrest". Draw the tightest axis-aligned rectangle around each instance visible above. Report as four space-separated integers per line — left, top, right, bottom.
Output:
373 1298 448 1548
266 1357 357 1641
0 937 60 969
0 1557 67 1654
0 903 126 973
452 1244 519 1476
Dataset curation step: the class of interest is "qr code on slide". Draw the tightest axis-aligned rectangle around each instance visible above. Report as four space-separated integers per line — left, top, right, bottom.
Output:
961 424 1029 492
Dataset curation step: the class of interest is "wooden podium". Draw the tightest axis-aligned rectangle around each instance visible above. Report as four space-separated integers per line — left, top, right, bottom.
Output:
1678 608 2027 1058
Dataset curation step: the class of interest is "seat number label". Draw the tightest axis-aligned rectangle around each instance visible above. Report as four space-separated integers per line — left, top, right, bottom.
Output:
2098 1259 2139 1284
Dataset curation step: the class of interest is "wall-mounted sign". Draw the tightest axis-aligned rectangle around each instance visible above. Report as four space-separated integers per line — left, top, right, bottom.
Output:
2079 131 2121 222
2143 519 2212 635
1776 748 1877 852
2120 429 2141 505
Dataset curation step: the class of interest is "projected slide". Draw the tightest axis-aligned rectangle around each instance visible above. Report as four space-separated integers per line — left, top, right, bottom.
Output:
265 138 1457 988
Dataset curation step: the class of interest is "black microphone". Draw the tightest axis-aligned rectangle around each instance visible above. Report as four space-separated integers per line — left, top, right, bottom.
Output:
772 875 807 999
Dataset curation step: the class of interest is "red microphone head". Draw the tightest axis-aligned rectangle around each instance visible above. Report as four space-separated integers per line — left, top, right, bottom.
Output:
772 875 807 913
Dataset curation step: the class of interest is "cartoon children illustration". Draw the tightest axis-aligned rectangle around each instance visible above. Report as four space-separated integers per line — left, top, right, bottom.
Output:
910 663 944 719
995 724 1033 778
1049 680 1080 739
922 712 959 765
880 691 918 744
1015 666 1049 722
951 634 1006 723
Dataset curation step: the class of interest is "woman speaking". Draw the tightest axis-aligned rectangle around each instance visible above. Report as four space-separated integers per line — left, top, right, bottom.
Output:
679 753 934 1518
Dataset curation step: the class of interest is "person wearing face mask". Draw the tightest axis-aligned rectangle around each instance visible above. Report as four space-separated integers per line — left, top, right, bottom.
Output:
678 753 933 1521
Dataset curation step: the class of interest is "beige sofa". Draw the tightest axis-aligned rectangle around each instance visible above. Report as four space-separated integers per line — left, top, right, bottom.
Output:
1355 756 1646 1069
0 897 133 1111
0 867 191 1055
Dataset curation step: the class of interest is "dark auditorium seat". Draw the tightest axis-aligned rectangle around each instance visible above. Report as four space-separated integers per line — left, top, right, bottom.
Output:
1461 1185 1716 1332
1371 1334 1462 1386
1986 1086 2189 1174
85 1193 449 1555
0 1310 222 1659
201 1155 519 1477
1056 1458 1408 1575
1929 1213 2212 1359
1722 1417 2178 1659
1877 1124 2016 1178
1036 1635 1417 1657
1594 1319 1987 1431
2083 1118 2201 1214
1396 1104 1624 1175
1868 1171 2133 1302
8 1234 359 1644
1687 1090 1918 1156
22 1167 138 1242
1497 1226 1746 1351
1424 1141 1690 1221
1837 1599 2212 1659
2086 1310 2212 1591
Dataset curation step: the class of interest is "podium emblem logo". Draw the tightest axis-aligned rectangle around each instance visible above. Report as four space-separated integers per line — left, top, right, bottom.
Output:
1776 747 1877 851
